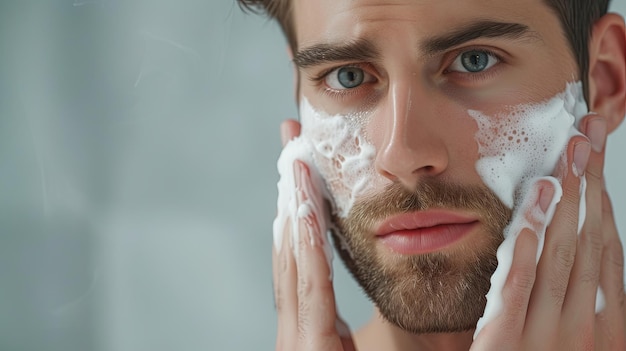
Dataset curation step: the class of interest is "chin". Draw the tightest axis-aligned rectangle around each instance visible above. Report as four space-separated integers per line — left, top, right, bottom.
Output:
330 227 500 334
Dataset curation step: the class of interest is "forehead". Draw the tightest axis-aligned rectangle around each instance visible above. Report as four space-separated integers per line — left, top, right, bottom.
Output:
292 0 559 49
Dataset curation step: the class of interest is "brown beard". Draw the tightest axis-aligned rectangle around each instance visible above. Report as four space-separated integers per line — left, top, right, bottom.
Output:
330 178 512 333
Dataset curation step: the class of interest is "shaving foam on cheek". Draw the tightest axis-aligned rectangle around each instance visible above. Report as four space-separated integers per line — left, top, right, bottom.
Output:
300 98 377 218
273 98 377 274
473 82 604 339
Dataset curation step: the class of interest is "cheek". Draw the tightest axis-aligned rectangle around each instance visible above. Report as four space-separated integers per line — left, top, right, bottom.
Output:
471 82 587 209
300 98 378 218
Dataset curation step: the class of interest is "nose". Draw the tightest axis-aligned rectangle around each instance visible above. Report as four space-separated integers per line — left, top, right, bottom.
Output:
375 81 449 188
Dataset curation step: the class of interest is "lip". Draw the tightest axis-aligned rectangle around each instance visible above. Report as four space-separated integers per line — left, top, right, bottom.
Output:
375 210 480 255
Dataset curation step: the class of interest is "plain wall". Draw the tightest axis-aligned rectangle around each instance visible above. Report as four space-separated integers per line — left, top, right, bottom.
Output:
0 1 624 350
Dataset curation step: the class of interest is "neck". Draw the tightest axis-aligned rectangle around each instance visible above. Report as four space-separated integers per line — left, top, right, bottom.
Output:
354 309 474 351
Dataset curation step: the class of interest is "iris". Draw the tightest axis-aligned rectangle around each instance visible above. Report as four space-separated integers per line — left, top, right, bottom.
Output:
461 51 490 72
337 67 365 88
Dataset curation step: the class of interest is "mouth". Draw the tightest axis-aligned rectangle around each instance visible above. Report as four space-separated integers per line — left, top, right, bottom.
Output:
375 210 480 255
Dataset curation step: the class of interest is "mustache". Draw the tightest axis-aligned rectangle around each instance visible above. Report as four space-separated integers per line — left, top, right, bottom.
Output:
336 178 513 235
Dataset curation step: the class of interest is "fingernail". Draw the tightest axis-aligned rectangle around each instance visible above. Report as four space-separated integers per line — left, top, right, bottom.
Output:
538 182 555 214
573 141 591 177
587 118 607 153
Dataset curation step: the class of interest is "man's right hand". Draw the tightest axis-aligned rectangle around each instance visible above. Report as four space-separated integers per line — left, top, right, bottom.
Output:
273 120 357 351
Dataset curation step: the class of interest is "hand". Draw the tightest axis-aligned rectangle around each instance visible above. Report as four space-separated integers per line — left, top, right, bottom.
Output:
273 120 357 351
472 115 625 350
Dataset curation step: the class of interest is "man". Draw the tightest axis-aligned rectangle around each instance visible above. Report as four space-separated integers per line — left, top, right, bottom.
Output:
240 0 626 349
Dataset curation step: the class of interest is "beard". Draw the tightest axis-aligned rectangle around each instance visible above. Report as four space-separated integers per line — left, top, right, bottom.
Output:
330 178 512 334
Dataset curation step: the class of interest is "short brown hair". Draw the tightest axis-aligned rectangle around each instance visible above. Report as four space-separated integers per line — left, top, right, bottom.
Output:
238 0 296 50
238 0 611 98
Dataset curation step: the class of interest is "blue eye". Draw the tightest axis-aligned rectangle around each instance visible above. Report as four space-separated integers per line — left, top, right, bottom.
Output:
326 66 368 89
449 50 499 73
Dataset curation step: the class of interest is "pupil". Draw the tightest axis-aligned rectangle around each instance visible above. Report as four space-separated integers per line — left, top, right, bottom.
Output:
338 67 364 88
462 51 488 72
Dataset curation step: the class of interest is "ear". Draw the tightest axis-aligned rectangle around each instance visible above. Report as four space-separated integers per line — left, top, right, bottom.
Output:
588 13 626 134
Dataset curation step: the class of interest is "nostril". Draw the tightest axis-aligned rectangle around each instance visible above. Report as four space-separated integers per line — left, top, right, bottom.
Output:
418 165 435 173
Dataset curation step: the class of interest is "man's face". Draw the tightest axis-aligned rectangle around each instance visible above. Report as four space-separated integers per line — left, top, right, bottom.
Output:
292 0 579 332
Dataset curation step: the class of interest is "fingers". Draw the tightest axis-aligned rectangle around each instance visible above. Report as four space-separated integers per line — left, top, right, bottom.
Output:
472 180 549 348
523 136 587 339
515 114 608 350
472 224 539 350
600 191 625 311
504 227 540 339
511 179 559 349
274 216 299 349
273 158 349 351
585 116 625 324
595 188 625 349
598 188 624 311
561 117 606 318
294 161 336 338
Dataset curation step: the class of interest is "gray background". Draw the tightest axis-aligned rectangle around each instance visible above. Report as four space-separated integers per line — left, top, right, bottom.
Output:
0 1 624 350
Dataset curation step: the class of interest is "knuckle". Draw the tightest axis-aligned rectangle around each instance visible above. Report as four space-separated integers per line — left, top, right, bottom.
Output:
504 266 535 316
607 238 625 269
585 167 602 184
579 268 599 286
298 275 314 298
547 259 569 305
601 190 615 216
583 229 604 260
297 305 310 339
549 283 567 307
544 241 578 305
551 239 577 270
510 262 536 292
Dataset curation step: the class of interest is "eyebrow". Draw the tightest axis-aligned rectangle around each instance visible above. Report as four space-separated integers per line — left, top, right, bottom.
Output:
422 20 539 54
293 20 539 69
293 38 379 69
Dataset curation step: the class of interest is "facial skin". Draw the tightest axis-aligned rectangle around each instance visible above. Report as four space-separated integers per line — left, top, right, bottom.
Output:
291 0 583 335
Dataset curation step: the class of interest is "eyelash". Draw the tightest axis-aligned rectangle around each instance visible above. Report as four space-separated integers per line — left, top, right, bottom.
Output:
311 47 506 98
443 48 504 80
310 64 374 100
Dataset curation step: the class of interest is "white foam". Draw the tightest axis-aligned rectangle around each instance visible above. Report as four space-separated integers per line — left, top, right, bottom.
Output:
300 99 377 218
473 82 598 338
273 136 333 273
272 83 599 333
471 83 586 208
273 98 376 274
